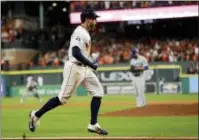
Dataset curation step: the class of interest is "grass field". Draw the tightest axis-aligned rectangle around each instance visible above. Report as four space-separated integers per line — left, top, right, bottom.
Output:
1 94 198 138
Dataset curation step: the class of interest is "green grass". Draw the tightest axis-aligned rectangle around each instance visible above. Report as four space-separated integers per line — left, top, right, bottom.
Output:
1 94 198 137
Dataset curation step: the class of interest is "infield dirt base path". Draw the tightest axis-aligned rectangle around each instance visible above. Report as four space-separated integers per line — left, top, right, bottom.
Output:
1 136 198 140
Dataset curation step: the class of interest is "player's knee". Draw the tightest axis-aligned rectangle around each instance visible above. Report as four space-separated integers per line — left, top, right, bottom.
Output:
58 94 71 104
93 85 104 97
33 93 39 98
58 96 67 104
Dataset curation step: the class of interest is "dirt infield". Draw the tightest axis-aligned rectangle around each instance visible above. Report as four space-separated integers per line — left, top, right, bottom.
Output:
1 136 198 140
0 101 197 109
101 102 198 117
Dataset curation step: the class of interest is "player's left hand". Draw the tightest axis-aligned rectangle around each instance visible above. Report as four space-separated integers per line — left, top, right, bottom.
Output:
92 62 99 70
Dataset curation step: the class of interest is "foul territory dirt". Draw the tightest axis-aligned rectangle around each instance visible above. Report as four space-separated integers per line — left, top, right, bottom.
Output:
101 102 198 116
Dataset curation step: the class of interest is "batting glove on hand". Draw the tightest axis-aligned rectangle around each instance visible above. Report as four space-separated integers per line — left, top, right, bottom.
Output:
92 62 99 70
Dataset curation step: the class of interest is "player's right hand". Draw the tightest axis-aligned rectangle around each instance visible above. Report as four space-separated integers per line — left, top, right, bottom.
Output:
92 62 99 70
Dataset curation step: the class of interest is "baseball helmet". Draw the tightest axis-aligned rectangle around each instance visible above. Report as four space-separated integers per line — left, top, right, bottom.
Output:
80 5 99 22
131 48 139 58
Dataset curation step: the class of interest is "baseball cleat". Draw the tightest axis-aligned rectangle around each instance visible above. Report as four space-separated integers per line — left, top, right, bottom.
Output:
87 123 108 135
29 110 40 132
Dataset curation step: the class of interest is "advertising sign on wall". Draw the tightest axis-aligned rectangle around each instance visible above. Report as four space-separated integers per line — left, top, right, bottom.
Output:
70 5 198 24
104 83 156 94
159 82 182 94
9 85 86 97
189 77 198 93
9 85 61 97
106 85 136 95
97 69 179 83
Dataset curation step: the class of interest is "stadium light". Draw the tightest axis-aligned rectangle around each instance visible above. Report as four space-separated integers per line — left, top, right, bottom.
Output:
52 2 57 7
136 25 140 30
62 7 67 12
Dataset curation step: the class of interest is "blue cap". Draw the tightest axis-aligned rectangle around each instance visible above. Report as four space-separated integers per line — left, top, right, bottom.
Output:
131 48 139 58
81 5 99 22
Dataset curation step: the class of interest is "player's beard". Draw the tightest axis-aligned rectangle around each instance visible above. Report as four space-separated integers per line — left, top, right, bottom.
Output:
89 23 96 31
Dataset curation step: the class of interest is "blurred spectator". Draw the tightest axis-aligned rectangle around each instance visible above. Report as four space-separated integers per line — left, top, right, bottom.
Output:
1 26 10 43
1 57 10 71
187 62 198 74
58 48 68 65
196 62 199 74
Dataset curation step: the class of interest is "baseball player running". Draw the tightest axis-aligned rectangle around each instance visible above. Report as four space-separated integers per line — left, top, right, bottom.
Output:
28 6 108 135
130 48 149 108
20 76 42 103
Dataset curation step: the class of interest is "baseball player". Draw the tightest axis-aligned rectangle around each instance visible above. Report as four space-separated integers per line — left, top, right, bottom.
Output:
28 6 108 135
130 48 149 108
20 76 42 103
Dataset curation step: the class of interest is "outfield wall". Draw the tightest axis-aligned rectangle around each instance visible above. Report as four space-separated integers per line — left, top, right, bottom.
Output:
1 63 198 97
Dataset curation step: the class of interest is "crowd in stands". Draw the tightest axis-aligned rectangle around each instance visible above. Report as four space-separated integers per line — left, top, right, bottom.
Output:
91 38 198 64
1 18 23 47
28 37 198 69
1 1 198 73
70 1 197 12
1 21 198 71
1 17 69 70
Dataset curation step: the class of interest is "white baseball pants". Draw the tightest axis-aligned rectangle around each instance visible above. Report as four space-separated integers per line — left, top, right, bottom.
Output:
132 74 146 107
58 61 104 104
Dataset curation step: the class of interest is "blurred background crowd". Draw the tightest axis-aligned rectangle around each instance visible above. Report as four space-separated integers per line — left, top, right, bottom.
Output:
1 1 198 74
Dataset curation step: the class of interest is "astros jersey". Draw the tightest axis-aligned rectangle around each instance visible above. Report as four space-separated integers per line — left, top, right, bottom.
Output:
68 25 91 63
58 25 104 104
130 55 148 75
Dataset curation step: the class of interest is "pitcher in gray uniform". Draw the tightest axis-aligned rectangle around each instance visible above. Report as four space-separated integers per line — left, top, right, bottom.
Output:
130 48 149 108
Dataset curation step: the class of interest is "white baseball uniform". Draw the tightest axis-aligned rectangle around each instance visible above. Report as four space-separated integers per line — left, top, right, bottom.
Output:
26 77 38 94
20 76 42 103
130 55 148 107
58 25 104 104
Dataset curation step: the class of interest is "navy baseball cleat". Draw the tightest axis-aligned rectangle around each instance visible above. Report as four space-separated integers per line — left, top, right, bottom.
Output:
88 123 108 135
29 110 40 132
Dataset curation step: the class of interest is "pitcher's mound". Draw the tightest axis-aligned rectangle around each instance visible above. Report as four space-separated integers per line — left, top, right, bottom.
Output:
101 103 198 117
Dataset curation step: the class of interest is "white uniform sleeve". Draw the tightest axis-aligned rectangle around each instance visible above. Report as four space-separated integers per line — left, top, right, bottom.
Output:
68 26 92 62
70 33 84 49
